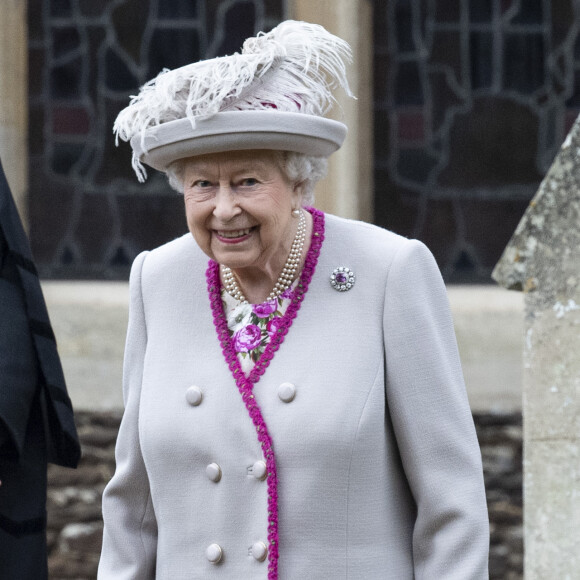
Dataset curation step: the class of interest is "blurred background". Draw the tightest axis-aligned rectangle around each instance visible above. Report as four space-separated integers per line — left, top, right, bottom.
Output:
4 0 578 578
19 0 580 282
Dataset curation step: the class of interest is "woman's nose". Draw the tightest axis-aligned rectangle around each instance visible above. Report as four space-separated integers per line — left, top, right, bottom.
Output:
212 186 241 221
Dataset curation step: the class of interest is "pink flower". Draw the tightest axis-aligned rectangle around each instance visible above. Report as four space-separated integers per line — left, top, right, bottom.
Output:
267 317 284 338
253 299 277 318
280 287 295 300
233 324 262 352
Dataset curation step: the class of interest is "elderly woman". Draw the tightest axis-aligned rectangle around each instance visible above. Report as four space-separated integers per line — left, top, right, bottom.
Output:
98 21 489 580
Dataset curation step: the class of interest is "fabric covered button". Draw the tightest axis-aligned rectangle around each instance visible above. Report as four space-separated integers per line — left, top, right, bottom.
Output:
250 541 268 562
186 385 203 406
206 543 223 564
206 463 222 482
251 460 267 481
278 382 296 403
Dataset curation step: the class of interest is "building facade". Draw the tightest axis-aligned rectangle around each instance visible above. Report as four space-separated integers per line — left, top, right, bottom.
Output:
20 0 580 282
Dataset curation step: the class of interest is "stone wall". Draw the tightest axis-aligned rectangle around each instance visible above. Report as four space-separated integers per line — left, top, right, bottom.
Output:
47 412 120 579
477 414 523 579
47 412 523 579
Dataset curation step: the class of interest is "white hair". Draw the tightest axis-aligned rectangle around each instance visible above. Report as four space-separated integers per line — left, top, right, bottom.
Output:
166 151 327 206
282 152 327 206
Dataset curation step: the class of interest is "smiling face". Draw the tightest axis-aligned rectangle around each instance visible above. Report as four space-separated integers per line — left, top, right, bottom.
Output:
183 150 303 279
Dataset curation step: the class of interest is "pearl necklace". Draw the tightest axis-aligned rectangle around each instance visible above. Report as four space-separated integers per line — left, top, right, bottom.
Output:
221 210 307 304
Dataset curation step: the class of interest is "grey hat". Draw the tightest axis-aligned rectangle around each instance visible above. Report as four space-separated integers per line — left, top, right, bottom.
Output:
114 20 354 182
130 111 347 174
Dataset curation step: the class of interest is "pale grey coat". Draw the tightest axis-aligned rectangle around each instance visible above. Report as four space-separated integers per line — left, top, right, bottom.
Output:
98 213 489 579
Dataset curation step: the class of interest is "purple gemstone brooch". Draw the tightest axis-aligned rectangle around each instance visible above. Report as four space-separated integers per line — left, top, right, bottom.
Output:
330 267 355 292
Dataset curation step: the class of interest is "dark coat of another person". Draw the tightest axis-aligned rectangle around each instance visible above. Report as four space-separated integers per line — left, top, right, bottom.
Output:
0 158 81 580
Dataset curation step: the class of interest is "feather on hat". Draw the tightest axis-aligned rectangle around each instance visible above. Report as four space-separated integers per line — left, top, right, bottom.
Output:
113 20 354 181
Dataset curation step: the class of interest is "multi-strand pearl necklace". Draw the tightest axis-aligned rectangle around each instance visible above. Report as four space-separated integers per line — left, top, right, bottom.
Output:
221 210 307 304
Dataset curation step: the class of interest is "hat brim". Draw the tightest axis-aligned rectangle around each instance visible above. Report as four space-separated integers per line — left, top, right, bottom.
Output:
130 111 347 172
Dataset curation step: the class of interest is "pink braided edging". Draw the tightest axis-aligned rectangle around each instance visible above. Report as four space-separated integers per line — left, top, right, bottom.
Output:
205 207 325 579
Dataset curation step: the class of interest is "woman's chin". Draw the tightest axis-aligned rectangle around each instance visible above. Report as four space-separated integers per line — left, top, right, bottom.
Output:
214 250 258 271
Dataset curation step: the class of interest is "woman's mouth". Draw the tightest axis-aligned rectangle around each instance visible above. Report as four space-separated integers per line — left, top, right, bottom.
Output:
214 227 255 242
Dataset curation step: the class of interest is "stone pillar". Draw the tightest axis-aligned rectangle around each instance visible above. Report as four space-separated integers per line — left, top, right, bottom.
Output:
0 0 29 226
493 117 580 578
288 0 374 222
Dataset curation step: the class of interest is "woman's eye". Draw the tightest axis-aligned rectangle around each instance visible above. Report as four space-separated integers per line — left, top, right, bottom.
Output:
240 178 258 186
194 180 212 188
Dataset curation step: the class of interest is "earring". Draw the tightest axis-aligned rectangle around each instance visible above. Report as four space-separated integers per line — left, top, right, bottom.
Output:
292 209 301 217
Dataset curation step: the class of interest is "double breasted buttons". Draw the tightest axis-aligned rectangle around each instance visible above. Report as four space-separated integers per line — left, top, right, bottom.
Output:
206 543 223 564
278 382 296 403
206 463 222 482
250 541 268 562
249 460 267 481
185 385 203 406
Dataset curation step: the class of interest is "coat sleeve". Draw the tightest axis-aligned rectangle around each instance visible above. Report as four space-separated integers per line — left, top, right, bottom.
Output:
98 251 157 579
0 229 39 458
383 240 489 579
